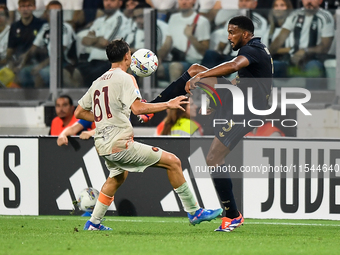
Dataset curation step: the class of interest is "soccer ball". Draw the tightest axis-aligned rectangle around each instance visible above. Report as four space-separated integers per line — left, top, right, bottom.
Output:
77 187 99 212
130 49 158 77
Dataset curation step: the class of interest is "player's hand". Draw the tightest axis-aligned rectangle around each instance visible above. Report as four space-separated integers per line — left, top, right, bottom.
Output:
168 95 189 111
185 75 201 95
57 135 68 146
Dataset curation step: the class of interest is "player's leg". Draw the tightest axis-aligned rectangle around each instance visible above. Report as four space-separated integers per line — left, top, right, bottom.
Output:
153 150 223 225
207 136 244 232
84 171 128 230
206 138 239 216
138 64 209 123
150 63 208 103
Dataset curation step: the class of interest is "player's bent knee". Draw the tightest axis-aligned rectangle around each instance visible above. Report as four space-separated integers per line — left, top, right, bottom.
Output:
169 153 181 169
188 63 208 76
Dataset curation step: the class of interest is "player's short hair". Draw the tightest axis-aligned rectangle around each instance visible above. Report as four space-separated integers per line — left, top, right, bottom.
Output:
46 0 63 9
229 16 254 34
106 39 130 63
56 95 73 106
18 0 36 6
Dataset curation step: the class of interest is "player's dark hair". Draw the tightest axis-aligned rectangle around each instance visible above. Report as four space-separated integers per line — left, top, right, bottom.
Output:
56 95 73 106
229 16 254 34
106 39 130 63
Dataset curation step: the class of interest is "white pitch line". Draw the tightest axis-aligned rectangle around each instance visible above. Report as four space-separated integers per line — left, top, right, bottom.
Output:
0 216 339 227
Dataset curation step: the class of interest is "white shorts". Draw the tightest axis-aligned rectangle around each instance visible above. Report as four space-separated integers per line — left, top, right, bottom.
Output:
103 141 163 177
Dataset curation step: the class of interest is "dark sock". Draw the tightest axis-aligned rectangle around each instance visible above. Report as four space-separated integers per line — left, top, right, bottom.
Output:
150 71 191 103
211 165 239 219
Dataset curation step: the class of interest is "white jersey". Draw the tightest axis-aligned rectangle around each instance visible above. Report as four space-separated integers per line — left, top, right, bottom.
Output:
33 22 75 64
167 11 211 63
78 68 142 156
282 8 334 50
88 11 130 61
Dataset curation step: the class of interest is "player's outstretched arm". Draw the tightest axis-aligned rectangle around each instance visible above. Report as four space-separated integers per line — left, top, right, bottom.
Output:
131 96 189 116
185 56 249 94
57 122 86 146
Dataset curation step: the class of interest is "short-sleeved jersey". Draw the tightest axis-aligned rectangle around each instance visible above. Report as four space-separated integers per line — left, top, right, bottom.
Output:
8 16 46 58
33 22 75 64
282 8 334 50
78 68 142 156
214 37 273 124
213 38 273 149
88 11 130 62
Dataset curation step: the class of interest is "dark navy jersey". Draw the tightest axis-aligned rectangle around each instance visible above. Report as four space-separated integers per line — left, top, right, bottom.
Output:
238 37 273 79
236 37 273 108
212 37 273 149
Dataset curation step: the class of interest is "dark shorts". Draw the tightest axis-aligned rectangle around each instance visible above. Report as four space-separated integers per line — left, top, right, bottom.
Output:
212 77 267 151
214 121 254 151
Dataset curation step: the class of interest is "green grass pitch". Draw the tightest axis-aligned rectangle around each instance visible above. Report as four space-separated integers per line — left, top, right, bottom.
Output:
0 215 339 255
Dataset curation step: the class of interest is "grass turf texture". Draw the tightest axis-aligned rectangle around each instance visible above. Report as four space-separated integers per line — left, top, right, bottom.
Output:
0 216 339 255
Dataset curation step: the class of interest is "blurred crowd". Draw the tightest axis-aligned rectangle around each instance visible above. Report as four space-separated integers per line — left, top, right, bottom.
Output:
0 0 337 89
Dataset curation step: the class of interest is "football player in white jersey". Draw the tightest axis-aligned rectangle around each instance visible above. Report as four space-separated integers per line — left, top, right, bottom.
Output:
75 39 222 231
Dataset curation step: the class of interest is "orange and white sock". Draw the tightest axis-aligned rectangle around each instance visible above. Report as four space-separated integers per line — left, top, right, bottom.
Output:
90 192 114 224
